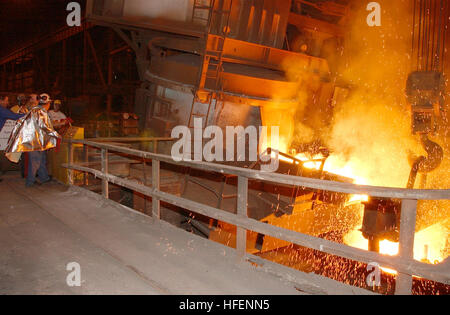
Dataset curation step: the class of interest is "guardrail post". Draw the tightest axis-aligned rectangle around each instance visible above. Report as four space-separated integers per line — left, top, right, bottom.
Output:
84 145 89 186
152 159 160 219
236 176 248 258
395 199 418 295
101 148 109 199
67 140 74 185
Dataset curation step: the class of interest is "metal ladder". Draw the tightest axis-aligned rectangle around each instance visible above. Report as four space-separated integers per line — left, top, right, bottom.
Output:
192 0 214 26
188 0 232 129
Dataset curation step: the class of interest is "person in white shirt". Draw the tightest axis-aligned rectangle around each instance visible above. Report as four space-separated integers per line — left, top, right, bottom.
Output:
48 100 68 127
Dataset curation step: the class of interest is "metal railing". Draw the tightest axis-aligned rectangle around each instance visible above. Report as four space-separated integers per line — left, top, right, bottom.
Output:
64 138 450 295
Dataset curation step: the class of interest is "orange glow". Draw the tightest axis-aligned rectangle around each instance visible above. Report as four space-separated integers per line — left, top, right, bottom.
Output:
259 0 449 286
291 152 370 203
414 222 448 264
348 194 369 203
266 138 448 274
344 221 448 275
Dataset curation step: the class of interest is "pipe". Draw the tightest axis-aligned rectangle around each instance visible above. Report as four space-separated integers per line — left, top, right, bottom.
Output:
407 156 425 189
183 215 211 237
407 134 443 188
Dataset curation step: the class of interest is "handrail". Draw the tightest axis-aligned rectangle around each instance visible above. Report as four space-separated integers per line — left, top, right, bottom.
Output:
64 138 450 294
71 139 450 200
81 137 175 143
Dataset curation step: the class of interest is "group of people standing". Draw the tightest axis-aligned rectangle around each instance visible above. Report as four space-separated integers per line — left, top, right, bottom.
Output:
0 93 69 186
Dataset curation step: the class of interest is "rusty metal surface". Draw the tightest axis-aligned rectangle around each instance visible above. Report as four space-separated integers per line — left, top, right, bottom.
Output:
209 0 292 49
86 0 207 38
87 0 292 49
148 53 301 101
150 35 330 76
289 11 345 37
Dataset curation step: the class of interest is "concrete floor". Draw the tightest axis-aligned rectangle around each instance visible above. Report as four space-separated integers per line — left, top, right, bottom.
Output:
0 174 371 295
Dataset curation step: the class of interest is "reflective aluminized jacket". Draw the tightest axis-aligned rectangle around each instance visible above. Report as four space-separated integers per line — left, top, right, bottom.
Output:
5 106 60 154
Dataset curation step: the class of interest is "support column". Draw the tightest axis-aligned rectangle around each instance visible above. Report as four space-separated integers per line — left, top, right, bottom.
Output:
236 176 248 258
62 40 67 96
152 159 161 219
395 199 418 295
83 27 88 94
107 30 114 136
101 148 109 199
67 141 74 185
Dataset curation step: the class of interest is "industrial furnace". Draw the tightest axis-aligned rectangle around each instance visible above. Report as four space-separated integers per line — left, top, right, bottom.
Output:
84 0 450 293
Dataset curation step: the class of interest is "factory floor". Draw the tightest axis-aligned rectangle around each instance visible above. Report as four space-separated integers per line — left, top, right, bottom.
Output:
0 174 371 295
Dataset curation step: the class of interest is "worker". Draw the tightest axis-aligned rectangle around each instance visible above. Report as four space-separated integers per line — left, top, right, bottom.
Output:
0 95 9 109
0 96 24 131
18 94 39 178
48 100 68 128
25 94 39 111
10 94 28 114
25 93 53 187
12 95 31 177
0 96 25 183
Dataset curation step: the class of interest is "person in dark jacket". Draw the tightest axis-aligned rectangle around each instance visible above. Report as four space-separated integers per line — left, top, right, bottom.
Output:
0 96 25 182
0 96 24 130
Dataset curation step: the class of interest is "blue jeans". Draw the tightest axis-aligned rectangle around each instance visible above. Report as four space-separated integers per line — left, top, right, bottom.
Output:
26 151 50 186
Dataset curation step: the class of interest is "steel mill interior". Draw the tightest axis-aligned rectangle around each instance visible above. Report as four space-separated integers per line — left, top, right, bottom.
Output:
0 0 449 296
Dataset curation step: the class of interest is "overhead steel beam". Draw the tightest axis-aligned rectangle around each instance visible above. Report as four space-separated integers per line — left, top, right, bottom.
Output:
86 31 108 88
112 27 140 53
0 20 93 66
